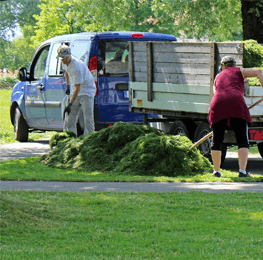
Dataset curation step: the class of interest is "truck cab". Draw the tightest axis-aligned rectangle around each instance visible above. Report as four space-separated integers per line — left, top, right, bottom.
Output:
10 31 177 141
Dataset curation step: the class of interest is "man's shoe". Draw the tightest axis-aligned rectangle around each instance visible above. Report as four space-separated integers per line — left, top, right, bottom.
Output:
213 171 221 177
239 172 252 178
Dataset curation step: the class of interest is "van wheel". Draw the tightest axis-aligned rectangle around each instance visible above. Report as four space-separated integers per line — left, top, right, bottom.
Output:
258 142 263 158
194 123 212 159
169 120 189 138
14 107 28 142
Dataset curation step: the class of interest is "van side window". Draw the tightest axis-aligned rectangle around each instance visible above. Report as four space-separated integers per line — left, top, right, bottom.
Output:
98 39 129 76
33 46 49 80
49 42 65 76
71 40 91 66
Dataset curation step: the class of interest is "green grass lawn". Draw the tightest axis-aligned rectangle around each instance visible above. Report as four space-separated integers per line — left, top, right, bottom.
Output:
1 191 263 260
0 156 262 182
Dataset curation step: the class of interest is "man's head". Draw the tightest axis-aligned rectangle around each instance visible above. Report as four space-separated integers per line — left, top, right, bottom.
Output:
219 56 236 71
57 45 71 58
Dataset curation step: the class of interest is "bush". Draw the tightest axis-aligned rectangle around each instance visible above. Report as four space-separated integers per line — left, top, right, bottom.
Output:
42 122 212 177
243 40 263 68
0 70 19 89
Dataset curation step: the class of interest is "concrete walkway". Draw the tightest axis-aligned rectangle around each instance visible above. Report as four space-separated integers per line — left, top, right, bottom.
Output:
0 139 50 162
1 180 263 193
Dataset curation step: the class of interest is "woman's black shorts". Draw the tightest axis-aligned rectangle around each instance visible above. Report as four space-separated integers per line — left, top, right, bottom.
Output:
211 117 249 151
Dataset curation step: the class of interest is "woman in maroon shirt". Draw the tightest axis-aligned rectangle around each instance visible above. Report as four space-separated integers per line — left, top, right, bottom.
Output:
208 56 263 177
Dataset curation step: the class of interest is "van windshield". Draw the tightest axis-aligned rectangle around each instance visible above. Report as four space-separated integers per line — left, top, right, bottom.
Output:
98 39 129 77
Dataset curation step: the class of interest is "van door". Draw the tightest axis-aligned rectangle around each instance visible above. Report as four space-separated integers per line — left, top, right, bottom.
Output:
45 42 67 129
45 39 92 130
97 39 142 126
25 45 49 127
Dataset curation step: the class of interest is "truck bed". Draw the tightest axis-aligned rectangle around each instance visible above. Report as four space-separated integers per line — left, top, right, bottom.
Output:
129 42 263 123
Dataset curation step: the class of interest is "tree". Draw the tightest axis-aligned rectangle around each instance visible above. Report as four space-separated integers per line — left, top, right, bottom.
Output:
32 0 87 48
0 0 41 40
163 0 243 41
32 0 243 44
0 0 41 70
241 0 263 43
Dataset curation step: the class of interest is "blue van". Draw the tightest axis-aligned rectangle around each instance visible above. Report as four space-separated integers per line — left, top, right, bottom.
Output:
11 31 177 141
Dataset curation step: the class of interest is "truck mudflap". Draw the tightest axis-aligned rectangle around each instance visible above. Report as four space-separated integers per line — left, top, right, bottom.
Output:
248 129 263 141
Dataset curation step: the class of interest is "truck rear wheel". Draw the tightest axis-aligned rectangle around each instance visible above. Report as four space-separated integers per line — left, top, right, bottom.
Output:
14 107 28 142
169 120 189 138
258 142 263 158
193 123 227 165
194 123 212 159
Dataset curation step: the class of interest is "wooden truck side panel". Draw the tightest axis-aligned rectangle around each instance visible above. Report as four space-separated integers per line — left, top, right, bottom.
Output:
129 41 262 120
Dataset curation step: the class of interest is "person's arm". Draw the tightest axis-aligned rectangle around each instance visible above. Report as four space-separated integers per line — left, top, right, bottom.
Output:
70 84 81 104
241 68 263 87
65 71 70 85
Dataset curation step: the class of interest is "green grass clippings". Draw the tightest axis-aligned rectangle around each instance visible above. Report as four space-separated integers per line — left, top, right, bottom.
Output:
43 122 213 177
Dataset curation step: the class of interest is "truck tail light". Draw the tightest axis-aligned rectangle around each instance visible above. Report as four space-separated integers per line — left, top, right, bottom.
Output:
132 33 143 38
248 129 263 140
89 56 98 96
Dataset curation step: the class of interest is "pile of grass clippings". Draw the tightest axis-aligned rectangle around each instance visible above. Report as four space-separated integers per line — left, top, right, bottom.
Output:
42 122 212 177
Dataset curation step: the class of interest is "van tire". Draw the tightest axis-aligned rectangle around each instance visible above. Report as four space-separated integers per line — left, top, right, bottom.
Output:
14 107 28 142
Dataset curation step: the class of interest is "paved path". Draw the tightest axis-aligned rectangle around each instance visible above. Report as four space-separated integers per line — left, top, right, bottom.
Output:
0 139 50 162
1 180 263 193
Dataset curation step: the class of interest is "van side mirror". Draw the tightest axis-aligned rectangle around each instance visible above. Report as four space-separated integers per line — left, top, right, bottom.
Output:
19 67 28 82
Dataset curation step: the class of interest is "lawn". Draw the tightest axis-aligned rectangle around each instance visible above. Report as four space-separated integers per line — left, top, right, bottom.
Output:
1 191 263 260
0 156 262 182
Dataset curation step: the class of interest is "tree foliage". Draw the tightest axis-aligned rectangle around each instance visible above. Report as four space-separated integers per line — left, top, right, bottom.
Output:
31 0 242 46
0 0 41 70
0 0 261 71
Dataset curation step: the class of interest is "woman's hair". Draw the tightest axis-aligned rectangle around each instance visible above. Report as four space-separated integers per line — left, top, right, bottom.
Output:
219 56 236 70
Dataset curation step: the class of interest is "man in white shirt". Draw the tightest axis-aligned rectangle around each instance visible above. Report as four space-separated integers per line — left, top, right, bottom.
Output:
56 45 96 136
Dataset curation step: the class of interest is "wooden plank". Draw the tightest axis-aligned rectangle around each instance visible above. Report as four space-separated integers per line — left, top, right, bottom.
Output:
152 42 211 53
129 42 135 82
210 42 216 103
216 42 244 54
130 82 210 95
146 42 153 102
154 62 210 75
133 42 147 52
133 52 212 64
153 52 211 63
134 72 210 85
134 61 210 75
133 42 212 53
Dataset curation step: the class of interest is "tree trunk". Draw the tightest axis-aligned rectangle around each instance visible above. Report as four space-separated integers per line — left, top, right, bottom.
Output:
241 0 263 43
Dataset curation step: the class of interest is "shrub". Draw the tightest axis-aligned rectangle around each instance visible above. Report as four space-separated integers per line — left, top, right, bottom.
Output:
0 70 19 89
243 40 263 68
